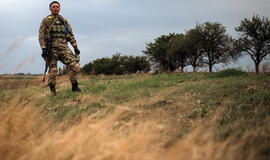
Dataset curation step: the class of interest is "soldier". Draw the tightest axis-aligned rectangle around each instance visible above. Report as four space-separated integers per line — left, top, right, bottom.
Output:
39 1 81 95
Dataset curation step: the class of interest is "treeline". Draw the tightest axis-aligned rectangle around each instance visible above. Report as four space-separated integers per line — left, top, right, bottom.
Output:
143 15 270 73
81 53 150 75
81 15 270 74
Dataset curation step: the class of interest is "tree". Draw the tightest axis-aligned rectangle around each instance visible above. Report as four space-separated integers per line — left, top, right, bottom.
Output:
132 56 150 73
143 33 187 72
168 34 189 72
121 55 150 74
200 22 235 72
81 62 93 75
92 58 114 75
143 34 173 71
111 53 126 75
235 15 270 73
81 53 150 75
124 56 136 73
184 27 205 72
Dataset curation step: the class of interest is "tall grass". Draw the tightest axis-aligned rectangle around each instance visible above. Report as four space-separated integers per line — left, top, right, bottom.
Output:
0 73 269 160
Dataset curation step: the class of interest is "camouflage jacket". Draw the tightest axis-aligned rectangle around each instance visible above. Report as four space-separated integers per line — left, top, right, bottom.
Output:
38 14 77 49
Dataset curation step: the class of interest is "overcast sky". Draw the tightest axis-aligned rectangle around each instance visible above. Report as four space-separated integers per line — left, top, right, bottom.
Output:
0 0 269 74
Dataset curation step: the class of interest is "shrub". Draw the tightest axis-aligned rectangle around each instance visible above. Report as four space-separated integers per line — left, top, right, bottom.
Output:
214 68 248 78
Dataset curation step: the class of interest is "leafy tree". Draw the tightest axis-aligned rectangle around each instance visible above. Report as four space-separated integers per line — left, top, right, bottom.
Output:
81 62 93 75
235 15 270 73
136 56 150 73
124 56 136 73
111 53 127 74
143 33 182 72
184 27 205 72
92 58 114 75
200 22 235 72
81 53 150 75
128 56 150 73
168 33 189 72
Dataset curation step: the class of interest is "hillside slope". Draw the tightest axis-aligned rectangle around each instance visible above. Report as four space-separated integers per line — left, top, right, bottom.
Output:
0 72 269 160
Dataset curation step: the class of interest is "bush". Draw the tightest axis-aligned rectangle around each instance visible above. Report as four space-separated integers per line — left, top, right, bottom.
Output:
81 62 93 75
214 68 248 78
81 53 150 75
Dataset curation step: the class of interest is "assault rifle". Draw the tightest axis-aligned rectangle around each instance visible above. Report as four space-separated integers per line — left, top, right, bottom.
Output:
42 36 52 82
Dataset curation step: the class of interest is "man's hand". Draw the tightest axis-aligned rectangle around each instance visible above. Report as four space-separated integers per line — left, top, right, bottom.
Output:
74 46 80 55
42 48 48 58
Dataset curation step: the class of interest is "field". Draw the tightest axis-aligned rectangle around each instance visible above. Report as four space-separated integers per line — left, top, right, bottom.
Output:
0 71 270 160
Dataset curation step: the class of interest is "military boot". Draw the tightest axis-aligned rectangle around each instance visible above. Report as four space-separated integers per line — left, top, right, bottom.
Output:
72 81 81 92
49 83 57 95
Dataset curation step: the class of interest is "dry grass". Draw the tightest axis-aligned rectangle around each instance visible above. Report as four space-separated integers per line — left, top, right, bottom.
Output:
0 99 51 160
0 74 269 160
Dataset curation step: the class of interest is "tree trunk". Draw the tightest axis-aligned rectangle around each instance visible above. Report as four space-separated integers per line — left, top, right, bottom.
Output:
179 65 184 73
193 65 197 72
255 63 260 73
180 67 183 73
180 59 184 73
209 65 213 72
169 65 175 72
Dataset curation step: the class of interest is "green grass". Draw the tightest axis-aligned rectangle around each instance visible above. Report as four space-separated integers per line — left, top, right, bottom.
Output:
78 73 270 141
1 72 269 160
103 74 202 104
1 73 270 144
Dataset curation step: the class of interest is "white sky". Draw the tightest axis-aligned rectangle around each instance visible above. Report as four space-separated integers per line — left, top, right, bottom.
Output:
0 0 270 74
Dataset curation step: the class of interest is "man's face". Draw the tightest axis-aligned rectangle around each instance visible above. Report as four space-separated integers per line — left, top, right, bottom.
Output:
50 3 60 16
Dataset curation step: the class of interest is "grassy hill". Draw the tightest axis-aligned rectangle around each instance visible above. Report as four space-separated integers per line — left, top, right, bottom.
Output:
0 71 269 160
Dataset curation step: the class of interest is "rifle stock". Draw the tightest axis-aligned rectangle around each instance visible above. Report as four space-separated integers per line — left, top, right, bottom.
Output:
42 36 52 83
42 57 49 82
76 54 80 63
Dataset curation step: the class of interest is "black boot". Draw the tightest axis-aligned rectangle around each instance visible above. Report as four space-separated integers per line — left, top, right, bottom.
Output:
72 81 81 92
49 83 57 95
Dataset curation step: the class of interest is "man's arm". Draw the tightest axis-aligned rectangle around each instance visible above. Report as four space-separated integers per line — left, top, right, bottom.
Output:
64 18 80 55
39 18 47 49
65 19 78 48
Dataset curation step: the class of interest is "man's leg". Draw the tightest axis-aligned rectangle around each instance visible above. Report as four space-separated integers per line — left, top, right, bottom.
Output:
69 60 81 92
48 54 58 95
60 47 81 92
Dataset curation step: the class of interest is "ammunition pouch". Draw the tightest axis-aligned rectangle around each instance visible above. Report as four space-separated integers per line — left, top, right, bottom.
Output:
50 18 68 39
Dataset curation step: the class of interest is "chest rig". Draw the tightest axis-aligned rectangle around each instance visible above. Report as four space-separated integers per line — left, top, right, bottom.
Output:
48 15 68 39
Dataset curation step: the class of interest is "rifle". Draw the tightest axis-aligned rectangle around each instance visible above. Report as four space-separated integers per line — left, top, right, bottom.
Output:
42 35 52 82
76 54 80 63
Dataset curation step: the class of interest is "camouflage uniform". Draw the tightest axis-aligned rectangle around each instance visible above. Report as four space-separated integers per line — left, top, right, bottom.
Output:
38 14 80 88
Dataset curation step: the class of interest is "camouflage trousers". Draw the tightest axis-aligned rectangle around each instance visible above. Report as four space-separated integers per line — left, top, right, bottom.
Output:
48 43 80 86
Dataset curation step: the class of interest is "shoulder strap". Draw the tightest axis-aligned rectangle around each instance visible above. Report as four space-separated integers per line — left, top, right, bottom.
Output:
58 15 69 33
46 16 59 34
